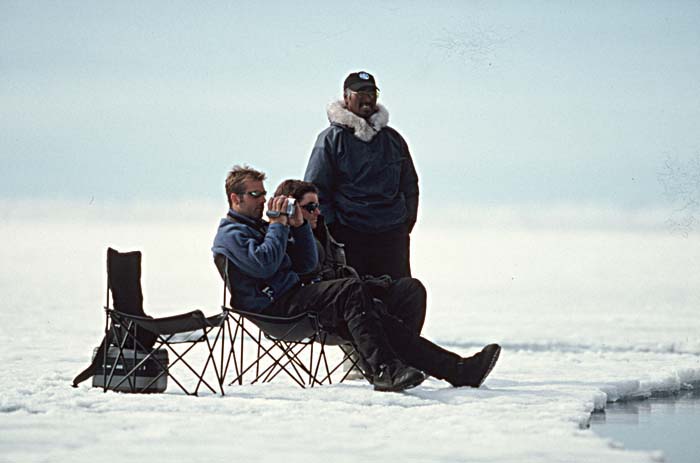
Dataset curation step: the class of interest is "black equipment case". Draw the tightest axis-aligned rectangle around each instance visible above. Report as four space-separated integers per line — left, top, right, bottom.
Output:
92 346 169 393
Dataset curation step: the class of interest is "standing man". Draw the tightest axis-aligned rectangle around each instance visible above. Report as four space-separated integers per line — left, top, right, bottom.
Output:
304 71 418 279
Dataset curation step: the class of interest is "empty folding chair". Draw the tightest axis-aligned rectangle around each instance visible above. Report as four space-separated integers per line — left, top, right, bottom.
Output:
214 254 365 388
74 248 230 395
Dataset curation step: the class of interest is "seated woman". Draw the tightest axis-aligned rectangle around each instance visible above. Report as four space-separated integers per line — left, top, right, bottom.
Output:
274 180 426 335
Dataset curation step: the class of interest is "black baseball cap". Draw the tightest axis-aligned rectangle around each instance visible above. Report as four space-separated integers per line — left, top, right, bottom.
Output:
343 71 380 92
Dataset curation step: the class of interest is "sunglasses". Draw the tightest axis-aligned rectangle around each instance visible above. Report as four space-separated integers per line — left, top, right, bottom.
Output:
238 190 266 198
349 89 378 98
300 202 320 213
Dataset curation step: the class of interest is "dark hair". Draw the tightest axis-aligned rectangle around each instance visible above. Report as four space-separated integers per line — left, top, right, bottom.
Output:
274 179 318 201
225 165 266 207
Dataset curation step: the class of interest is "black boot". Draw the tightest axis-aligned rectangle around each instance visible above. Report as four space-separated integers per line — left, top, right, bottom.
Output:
449 344 501 388
373 359 427 392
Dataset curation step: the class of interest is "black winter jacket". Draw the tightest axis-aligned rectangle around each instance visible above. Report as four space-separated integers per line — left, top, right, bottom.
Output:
300 216 360 284
304 101 419 233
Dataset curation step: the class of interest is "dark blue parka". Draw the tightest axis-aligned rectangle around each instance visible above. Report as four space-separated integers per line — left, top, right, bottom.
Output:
212 210 318 312
304 101 419 233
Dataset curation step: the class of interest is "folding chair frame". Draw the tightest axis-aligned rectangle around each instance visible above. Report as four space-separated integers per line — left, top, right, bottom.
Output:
98 248 231 396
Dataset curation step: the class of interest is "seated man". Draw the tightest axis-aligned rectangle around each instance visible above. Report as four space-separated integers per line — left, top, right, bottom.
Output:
212 165 501 392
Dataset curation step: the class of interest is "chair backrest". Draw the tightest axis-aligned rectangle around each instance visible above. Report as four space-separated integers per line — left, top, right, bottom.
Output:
213 253 231 301
106 248 158 351
107 247 147 317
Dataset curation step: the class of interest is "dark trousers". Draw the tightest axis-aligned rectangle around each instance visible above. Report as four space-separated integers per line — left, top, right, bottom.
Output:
376 277 427 335
265 278 461 382
330 223 411 279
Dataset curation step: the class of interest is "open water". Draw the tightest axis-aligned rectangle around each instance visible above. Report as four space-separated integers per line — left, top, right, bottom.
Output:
591 389 700 463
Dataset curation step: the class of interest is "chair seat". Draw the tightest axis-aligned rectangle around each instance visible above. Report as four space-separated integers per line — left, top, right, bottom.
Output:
113 310 226 337
230 308 351 346
231 309 319 343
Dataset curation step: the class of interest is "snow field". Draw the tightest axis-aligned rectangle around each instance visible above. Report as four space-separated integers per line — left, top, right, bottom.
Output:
1 203 699 462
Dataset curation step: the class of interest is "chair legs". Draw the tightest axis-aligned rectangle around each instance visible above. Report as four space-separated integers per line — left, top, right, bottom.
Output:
221 311 362 388
223 318 315 388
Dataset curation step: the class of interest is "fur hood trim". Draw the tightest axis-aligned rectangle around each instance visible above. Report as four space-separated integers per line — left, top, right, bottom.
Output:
326 100 389 142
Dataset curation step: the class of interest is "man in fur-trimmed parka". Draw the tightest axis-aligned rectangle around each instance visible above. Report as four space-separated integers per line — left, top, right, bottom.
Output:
304 71 419 280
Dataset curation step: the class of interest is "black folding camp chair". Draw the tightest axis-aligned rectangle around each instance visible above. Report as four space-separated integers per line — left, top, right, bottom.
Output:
214 254 365 388
94 248 229 395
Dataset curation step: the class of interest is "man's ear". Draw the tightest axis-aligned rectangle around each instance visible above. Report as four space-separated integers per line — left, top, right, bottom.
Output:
229 193 240 208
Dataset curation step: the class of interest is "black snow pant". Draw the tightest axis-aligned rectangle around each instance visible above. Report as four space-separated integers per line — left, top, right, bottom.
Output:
264 278 461 382
376 277 427 335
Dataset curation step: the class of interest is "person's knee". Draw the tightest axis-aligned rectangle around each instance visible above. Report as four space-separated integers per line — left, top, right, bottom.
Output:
410 278 427 300
392 277 427 332
394 277 426 300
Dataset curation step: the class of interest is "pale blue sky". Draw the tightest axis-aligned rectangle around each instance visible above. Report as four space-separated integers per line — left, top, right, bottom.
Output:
2 0 699 209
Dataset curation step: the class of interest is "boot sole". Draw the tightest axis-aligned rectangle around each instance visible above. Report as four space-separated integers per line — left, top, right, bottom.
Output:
475 345 501 387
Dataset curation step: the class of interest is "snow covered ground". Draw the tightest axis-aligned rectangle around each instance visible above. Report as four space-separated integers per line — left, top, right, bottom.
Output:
1 201 699 463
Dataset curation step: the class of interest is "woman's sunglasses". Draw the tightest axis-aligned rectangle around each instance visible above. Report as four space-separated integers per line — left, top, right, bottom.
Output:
300 202 320 213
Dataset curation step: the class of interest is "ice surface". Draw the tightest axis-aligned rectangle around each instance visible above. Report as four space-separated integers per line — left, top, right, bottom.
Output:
1 201 699 463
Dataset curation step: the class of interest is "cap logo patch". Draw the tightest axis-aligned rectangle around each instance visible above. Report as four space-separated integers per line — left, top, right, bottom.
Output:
359 72 370 80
